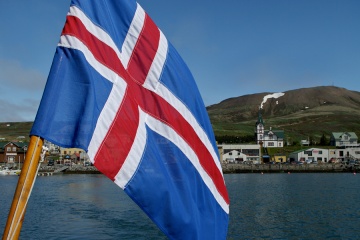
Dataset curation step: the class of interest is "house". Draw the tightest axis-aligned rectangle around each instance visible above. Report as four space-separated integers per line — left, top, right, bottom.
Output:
289 148 331 163
272 154 287 163
289 147 360 163
255 111 284 148
330 132 358 148
0 141 28 165
300 139 310 146
44 140 60 154
218 144 261 164
222 149 247 163
262 129 285 147
334 147 360 162
59 147 87 164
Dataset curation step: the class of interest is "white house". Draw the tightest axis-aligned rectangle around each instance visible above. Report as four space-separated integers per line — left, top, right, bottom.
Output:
334 147 360 162
289 148 331 163
289 147 360 163
330 132 358 147
222 150 247 163
255 111 284 148
44 140 60 154
300 139 310 146
218 144 261 164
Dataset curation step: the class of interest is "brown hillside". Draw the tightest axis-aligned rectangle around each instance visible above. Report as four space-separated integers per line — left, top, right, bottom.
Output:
207 86 360 141
1 86 360 144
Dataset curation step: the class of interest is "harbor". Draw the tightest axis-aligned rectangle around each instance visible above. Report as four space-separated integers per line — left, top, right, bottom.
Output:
222 162 359 174
1 173 359 239
15 161 360 175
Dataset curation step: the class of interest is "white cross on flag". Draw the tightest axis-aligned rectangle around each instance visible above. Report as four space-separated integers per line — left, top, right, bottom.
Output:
31 0 229 239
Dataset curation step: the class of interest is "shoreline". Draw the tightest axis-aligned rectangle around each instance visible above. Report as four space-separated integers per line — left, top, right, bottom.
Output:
34 163 359 174
221 162 359 174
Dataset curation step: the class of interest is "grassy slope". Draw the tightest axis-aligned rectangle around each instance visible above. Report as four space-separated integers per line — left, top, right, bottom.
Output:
2 88 360 145
0 122 33 142
210 87 360 143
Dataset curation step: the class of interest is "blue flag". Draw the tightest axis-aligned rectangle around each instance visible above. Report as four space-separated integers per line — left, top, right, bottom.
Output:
31 0 229 239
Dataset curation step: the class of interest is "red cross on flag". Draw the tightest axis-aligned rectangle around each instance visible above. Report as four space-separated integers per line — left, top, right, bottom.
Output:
31 1 229 239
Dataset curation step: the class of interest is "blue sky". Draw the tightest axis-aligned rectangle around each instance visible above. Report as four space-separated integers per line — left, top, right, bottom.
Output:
0 0 359 122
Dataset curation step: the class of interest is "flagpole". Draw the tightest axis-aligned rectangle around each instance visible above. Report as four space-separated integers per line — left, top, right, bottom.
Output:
2 136 44 240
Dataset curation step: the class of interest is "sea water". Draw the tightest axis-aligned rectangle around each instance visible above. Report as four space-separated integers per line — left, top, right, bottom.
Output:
1 173 359 239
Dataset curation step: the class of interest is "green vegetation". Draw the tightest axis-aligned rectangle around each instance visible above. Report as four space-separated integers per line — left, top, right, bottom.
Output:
0 122 32 142
209 86 360 144
2 87 360 148
211 108 360 148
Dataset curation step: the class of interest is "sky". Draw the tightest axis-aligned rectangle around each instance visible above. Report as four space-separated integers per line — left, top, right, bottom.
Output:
0 0 359 122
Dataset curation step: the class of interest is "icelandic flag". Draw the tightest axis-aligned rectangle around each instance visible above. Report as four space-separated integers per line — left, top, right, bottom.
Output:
31 0 229 239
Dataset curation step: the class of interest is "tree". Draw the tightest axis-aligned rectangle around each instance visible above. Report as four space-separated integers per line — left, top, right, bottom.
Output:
319 134 327 146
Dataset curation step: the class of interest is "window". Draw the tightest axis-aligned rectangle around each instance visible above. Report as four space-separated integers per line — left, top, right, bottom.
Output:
304 151 312 156
268 142 274 146
12 147 17 151
229 152 232 155
319 151 322 154
7 147 11 151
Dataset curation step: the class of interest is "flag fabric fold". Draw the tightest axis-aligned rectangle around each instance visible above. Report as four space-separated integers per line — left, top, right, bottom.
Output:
31 0 229 239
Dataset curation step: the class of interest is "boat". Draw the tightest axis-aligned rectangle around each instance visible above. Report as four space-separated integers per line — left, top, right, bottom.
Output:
0 167 21 176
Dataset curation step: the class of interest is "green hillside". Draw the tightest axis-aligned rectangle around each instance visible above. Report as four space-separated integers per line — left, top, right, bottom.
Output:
0 122 33 142
208 86 360 144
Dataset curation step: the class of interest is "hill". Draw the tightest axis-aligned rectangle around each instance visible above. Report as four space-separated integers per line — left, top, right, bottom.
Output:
1 86 360 145
0 122 33 142
207 86 360 143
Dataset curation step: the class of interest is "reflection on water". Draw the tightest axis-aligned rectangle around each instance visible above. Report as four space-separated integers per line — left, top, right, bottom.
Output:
1 173 359 239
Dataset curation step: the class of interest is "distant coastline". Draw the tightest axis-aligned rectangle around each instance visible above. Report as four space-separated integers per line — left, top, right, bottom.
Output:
35 163 359 175
221 162 359 174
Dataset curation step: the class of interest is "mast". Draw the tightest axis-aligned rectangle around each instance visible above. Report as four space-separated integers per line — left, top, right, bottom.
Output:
2 136 44 240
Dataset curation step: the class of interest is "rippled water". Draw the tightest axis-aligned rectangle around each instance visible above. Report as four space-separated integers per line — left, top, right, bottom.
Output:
1 173 359 239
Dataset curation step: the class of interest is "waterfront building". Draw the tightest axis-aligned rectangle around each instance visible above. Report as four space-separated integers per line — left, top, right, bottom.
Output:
334 147 360 162
289 147 360 163
44 140 60 154
218 144 261 164
58 147 88 165
272 154 287 163
0 141 28 166
289 148 331 163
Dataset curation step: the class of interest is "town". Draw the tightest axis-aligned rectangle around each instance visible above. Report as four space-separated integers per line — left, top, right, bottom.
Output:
1 110 359 174
220 111 360 173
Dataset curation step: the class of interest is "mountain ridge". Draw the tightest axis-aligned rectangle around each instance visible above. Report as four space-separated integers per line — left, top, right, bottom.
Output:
207 86 360 142
1 86 360 144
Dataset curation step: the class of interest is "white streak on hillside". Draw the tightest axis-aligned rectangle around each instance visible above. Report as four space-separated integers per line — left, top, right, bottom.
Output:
260 92 285 109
